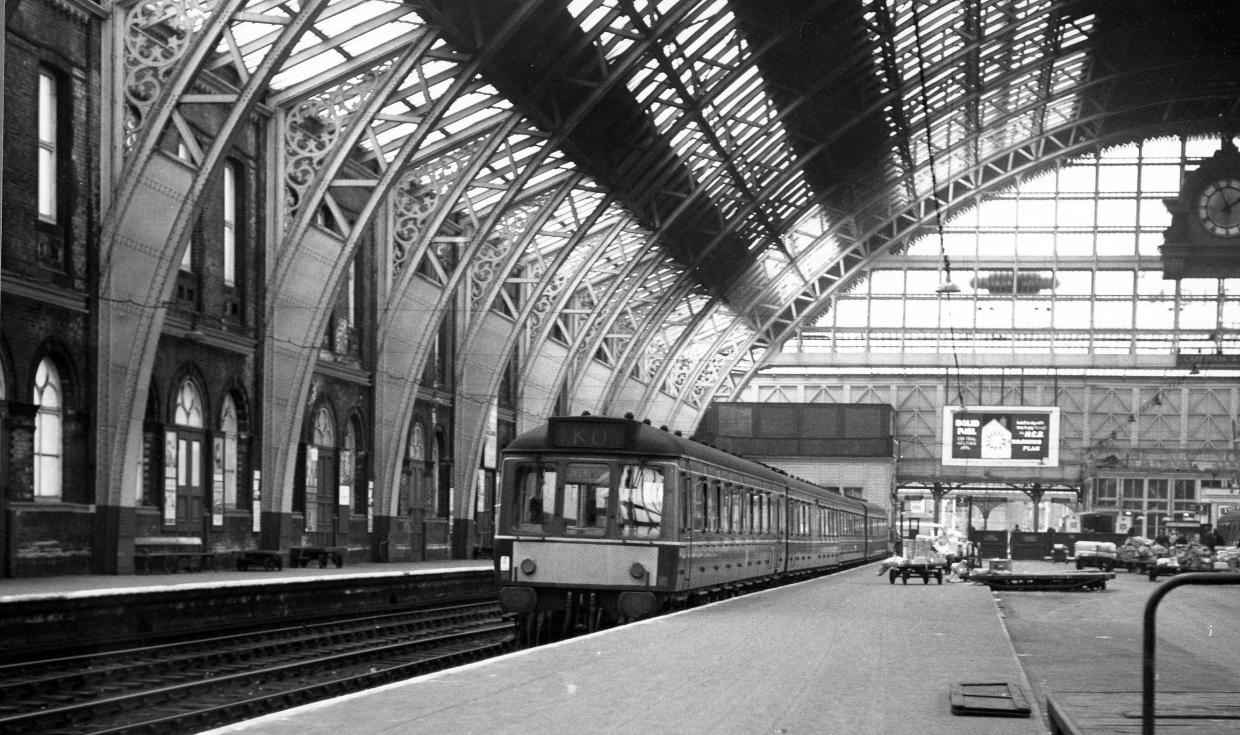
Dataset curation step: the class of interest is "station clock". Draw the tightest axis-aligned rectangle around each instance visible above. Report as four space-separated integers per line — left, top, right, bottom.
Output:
1161 138 1240 279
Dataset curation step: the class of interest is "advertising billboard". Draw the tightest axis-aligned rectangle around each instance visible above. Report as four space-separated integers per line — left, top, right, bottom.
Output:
942 406 1060 467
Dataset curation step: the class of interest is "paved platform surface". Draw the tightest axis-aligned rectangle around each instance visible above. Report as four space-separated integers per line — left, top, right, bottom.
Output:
0 559 493 602
204 563 1049 735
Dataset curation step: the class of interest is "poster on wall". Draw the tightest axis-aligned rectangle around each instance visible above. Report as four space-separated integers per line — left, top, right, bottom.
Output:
251 471 262 534
339 449 353 508
163 431 178 526
942 406 1060 467
212 437 224 527
367 480 374 533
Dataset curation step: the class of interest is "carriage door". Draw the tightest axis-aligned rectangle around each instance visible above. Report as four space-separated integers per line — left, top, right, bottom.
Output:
307 406 338 547
171 380 207 538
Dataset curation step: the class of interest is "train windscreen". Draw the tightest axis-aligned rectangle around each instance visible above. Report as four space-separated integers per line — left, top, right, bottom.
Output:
618 465 664 539
506 461 665 539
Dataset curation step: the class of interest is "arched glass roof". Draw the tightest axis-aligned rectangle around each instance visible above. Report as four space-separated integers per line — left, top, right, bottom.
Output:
118 0 1240 423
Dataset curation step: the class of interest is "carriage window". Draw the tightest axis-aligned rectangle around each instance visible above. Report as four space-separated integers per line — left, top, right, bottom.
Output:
562 462 609 536
513 464 556 531
714 480 724 528
694 480 707 531
619 465 664 539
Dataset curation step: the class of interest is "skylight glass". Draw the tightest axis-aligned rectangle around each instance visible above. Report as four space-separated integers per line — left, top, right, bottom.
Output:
795 136 1240 360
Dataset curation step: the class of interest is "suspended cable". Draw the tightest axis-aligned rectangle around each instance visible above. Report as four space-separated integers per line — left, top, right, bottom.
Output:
909 1 964 405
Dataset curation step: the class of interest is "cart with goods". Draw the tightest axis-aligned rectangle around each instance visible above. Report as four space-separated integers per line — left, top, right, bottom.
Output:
1073 539 1117 571
1116 536 1159 573
888 535 948 585
1149 544 1235 581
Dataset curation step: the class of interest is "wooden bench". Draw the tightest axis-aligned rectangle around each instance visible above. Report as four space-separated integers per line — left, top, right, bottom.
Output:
235 550 284 571
134 537 216 573
289 546 345 568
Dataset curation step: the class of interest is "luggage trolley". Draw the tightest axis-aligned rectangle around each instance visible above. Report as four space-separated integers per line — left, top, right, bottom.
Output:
887 535 948 585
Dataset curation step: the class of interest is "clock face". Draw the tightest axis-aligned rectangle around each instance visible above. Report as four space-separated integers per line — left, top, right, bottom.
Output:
1197 177 1240 238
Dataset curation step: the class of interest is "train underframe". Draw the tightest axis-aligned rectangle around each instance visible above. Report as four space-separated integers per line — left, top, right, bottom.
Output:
505 557 876 646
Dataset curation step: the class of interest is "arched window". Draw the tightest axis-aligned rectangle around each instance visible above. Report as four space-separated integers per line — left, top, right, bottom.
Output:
221 395 238 509
313 406 335 446
410 423 425 462
175 380 204 428
33 358 62 500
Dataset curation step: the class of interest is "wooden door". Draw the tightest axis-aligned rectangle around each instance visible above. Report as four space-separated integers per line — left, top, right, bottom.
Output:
175 434 205 536
312 447 338 547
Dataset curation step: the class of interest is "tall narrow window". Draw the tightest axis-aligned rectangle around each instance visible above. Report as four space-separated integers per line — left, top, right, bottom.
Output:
347 256 356 326
223 163 237 286
38 69 58 224
33 359 63 500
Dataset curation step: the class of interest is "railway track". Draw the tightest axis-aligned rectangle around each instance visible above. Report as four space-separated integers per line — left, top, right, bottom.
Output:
0 601 514 734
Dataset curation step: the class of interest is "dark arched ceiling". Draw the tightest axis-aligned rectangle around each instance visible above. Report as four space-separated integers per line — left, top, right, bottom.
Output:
414 0 1240 406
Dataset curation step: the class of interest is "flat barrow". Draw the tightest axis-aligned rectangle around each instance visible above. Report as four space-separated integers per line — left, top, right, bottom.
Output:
970 570 1114 591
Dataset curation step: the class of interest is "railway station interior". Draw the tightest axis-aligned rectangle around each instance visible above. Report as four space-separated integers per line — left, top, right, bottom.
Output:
3 0 1240 579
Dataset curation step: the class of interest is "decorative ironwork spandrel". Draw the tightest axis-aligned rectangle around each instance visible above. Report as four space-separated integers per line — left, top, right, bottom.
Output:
284 69 385 227
390 142 477 282
123 0 216 152
529 272 568 328
469 197 547 309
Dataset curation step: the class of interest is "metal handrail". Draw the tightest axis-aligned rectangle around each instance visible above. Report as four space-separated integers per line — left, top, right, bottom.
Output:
1141 571 1240 735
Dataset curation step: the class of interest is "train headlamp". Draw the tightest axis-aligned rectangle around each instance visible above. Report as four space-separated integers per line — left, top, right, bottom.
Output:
519 558 537 575
629 562 647 580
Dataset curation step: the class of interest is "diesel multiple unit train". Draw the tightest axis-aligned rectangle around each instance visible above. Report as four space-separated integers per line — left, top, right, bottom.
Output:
494 414 890 636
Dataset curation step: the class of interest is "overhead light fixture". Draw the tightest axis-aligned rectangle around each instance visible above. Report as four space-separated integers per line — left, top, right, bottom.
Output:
937 256 960 294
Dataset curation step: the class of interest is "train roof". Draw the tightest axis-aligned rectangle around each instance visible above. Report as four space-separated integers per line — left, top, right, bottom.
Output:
505 415 879 512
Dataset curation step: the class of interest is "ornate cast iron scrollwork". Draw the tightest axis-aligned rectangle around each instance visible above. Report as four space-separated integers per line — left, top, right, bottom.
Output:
123 0 215 153
469 196 549 309
283 68 387 229
390 140 479 282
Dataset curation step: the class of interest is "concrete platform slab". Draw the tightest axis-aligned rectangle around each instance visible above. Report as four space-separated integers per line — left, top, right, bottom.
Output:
205 564 1048 735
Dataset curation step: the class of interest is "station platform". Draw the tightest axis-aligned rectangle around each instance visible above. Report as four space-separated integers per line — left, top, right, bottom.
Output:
204 562 1049 735
0 559 494 603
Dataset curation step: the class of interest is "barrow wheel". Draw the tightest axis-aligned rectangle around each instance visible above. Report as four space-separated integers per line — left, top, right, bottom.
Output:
922 572 930 585
888 570 898 584
264 556 281 571
936 572 943 585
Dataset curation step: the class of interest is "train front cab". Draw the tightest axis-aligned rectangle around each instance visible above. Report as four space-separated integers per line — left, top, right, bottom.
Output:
495 456 679 628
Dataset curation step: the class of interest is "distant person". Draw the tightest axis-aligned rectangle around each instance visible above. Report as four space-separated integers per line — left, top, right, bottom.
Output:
1154 532 1170 547
1174 532 1188 545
